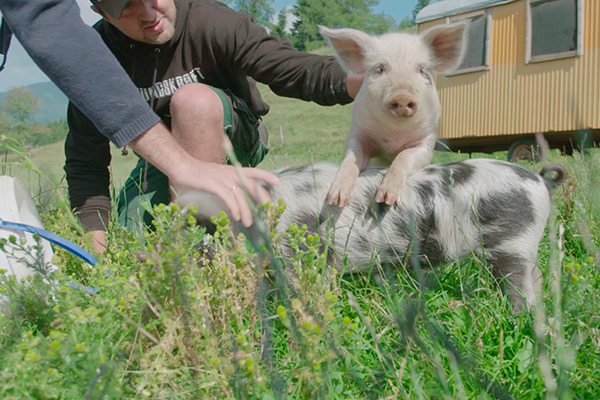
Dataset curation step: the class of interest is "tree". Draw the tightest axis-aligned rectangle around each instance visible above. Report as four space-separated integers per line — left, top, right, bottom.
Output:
398 16 417 33
365 12 397 35
0 109 9 133
26 123 52 148
271 8 289 38
3 87 40 125
412 0 432 23
291 0 395 50
235 0 274 28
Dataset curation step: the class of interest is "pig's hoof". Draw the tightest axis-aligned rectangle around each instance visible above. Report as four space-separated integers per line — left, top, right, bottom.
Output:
327 184 353 207
376 191 398 205
376 183 403 205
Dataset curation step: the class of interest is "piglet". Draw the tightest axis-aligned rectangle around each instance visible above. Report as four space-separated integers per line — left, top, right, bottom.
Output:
319 23 469 207
271 160 566 311
178 159 566 311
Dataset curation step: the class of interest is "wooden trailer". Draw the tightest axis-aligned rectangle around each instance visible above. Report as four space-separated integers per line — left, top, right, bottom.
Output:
416 0 600 161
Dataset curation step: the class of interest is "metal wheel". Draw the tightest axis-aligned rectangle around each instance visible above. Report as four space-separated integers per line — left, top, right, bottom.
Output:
508 140 540 163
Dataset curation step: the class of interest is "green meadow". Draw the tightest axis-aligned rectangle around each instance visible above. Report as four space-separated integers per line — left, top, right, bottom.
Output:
1 84 599 399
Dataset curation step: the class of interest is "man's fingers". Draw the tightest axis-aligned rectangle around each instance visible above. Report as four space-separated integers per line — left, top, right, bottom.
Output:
233 168 277 205
216 185 241 224
230 178 272 227
242 167 280 186
242 174 275 206
176 164 280 228
231 184 253 227
249 182 271 205
192 166 279 228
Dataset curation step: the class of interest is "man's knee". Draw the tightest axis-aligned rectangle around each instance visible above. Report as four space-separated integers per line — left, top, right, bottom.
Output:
170 83 224 123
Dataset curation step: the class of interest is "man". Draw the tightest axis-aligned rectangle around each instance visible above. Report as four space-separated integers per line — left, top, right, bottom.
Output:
0 0 279 253
66 0 361 247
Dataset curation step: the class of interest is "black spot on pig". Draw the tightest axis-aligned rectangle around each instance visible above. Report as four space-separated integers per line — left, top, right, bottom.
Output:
419 235 445 266
485 251 529 304
294 181 317 197
424 165 441 175
476 189 534 247
415 181 436 204
354 235 373 254
448 162 476 185
436 162 475 191
368 200 392 220
383 245 407 265
295 211 319 231
276 166 307 177
509 165 541 183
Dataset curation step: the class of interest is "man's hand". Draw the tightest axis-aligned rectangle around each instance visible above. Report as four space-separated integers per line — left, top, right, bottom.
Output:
129 122 279 228
170 160 279 228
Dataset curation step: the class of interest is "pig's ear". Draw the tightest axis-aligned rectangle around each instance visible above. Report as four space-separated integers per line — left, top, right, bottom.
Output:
318 25 373 74
421 21 469 73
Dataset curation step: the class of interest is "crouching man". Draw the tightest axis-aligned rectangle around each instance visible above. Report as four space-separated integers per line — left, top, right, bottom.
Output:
65 0 363 251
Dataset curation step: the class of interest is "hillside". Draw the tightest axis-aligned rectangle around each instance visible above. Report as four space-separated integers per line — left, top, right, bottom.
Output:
0 81 68 124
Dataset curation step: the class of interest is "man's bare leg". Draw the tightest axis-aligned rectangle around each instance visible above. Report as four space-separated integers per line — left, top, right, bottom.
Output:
168 83 272 223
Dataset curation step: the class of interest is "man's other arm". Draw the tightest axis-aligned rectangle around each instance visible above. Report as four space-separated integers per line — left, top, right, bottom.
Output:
0 0 160 146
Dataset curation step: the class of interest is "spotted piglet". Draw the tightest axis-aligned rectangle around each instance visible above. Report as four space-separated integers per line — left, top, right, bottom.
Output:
271 159 566 311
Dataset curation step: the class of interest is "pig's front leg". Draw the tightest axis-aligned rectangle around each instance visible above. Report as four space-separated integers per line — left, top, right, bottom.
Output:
327 139 370 207
375 142 434 205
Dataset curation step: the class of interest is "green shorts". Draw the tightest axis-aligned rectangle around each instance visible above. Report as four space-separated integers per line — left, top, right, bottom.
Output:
116 87 269 232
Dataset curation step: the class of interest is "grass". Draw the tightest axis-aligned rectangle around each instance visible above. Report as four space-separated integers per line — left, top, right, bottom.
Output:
0 85 599 399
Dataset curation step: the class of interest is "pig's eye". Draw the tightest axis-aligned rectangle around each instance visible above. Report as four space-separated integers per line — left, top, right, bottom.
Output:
374 64 386 75
419 66 432 83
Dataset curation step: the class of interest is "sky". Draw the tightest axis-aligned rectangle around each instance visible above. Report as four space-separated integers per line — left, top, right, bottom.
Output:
0 0 417 92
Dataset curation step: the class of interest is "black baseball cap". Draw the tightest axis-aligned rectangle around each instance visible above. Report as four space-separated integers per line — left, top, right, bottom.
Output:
90 0 129 20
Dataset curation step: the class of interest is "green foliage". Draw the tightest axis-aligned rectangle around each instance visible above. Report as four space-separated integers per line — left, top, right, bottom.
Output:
412 0 432 23
0 109 9 131
0 235 57 335
2 87 41 125
34 120 69 147
1 148 600 397
3 78 600 398
271 8 292 41
0 86 68 150
222 0 398 47
235 0 274 28
0 135 43 177
2 120 68 150
398 16 417 33
0 87 60 151
291 0 396 50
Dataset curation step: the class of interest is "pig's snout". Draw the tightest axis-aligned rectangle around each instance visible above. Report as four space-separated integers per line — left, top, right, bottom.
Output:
388 93 417 118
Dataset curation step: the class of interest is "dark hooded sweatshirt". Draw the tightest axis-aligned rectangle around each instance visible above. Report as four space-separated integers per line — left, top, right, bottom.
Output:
65 0 353 231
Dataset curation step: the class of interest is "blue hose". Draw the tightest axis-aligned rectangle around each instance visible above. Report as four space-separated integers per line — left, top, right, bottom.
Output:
0 218 99 294
0 219 97 266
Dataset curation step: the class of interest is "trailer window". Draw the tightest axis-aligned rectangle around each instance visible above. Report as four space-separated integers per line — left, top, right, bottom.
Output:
527 0 581 62
448 11 490 75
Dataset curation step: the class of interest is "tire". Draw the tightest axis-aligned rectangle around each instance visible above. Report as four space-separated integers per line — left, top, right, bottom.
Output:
508 139 540 163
